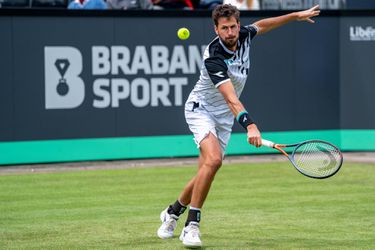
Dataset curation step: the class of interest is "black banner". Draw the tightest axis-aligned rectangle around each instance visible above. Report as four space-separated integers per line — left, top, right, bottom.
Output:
0 12 374 142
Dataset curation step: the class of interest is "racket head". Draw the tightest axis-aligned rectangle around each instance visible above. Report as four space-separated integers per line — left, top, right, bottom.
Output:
289 140 343 179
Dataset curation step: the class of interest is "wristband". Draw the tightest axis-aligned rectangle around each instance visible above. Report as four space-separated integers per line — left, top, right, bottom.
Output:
236 111 254 130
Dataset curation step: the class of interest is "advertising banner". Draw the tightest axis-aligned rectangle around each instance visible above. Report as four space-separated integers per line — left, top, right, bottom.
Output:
0 15 343 142
341 17 375 129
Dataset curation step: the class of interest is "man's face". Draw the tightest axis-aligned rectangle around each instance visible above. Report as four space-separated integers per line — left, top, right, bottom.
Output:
215 16 240 50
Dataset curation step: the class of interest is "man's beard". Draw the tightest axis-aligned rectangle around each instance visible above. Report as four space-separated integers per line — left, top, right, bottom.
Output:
222 37 238 49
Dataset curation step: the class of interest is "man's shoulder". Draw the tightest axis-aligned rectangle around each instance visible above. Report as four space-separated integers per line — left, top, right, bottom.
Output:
205 37 232 61
240 24 258 41
206 37 221 57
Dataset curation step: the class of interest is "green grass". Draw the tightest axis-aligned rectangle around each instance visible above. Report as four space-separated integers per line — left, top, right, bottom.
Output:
0 161 374 249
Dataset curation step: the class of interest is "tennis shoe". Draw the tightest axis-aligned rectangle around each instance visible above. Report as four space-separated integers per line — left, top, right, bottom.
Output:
157 207 179 239
179 221 202 248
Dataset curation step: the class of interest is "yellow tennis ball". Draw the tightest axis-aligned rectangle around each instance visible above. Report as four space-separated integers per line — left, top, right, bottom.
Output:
177 28 190 40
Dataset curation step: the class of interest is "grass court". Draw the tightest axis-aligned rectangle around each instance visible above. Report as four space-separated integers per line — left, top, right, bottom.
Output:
0 161 374 249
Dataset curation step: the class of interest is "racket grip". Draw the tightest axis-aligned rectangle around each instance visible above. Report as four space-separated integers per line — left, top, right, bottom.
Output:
261 139 275 148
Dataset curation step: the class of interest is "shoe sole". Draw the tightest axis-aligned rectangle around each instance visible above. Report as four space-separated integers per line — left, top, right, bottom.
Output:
182 241 202 248
157 231 173 239
181 233 202 248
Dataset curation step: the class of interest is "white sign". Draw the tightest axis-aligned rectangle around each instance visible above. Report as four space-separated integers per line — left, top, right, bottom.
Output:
44 45 204 109
350 26 375 41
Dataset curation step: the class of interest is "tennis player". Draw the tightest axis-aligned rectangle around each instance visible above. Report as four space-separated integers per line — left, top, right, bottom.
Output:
158 4 320 248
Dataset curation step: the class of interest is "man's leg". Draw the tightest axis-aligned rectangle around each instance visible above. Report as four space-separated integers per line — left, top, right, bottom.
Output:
177 155 202 206
157 155 201 239
179 133 222 207
158 133 222 242
157 145 204 239
180 132 223 247
189 132 222 208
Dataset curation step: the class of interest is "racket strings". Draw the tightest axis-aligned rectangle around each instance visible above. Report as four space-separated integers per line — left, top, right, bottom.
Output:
293 142 342 178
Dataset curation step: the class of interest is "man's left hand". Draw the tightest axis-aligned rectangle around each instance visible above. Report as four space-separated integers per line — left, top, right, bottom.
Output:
296 5 321 23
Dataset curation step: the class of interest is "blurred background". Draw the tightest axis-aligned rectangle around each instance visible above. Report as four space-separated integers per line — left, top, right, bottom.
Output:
1 0 375 10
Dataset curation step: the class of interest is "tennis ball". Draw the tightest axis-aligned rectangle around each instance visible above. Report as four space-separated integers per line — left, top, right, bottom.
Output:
177 27 190 40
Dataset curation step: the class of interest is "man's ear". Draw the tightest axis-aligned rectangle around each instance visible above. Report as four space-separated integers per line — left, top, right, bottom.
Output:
214 25 219 35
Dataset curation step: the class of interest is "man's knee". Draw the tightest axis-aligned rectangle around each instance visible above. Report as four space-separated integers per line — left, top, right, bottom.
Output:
212 157 223 169
205 156 222 173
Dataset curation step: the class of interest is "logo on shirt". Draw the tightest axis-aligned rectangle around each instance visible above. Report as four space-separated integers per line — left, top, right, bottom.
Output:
213 71 225 78
224 59 234 65
224 58 242 66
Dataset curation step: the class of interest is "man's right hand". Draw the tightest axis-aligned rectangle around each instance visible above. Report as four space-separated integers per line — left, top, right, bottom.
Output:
247 124 262 147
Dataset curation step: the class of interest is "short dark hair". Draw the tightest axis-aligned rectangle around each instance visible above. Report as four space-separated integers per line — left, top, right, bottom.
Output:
212 4 240 26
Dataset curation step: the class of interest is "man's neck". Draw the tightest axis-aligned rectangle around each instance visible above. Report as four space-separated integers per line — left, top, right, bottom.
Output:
219 39 236 54
227 45 237 52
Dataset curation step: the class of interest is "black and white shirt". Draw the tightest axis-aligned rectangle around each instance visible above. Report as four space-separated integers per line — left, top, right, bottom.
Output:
186 24 258 116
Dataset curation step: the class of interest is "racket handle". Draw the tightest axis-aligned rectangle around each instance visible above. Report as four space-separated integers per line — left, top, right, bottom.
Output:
262 139 275 148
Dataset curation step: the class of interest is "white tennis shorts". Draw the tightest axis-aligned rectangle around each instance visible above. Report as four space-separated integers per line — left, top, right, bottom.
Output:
185 100 234 156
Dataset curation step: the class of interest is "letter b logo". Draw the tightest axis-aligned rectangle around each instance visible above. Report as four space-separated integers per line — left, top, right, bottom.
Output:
44 47 85 109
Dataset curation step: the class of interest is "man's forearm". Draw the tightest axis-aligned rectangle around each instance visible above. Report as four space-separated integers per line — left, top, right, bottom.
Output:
254 12 298 35
253 5 320 35
226 97 246 118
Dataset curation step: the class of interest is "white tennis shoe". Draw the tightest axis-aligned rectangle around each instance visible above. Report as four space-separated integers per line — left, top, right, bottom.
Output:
179 221 202 248
157 207 179 239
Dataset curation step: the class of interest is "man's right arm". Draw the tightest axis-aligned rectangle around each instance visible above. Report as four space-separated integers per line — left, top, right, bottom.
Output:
217 81 262 147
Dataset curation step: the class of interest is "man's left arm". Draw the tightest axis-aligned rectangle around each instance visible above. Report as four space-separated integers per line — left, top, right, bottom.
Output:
254 5 320 35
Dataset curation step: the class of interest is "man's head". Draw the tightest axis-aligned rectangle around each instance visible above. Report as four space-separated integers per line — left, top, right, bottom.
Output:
212 4 241 50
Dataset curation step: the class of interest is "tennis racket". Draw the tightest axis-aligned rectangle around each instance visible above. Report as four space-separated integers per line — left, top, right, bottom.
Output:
261 139 343 179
